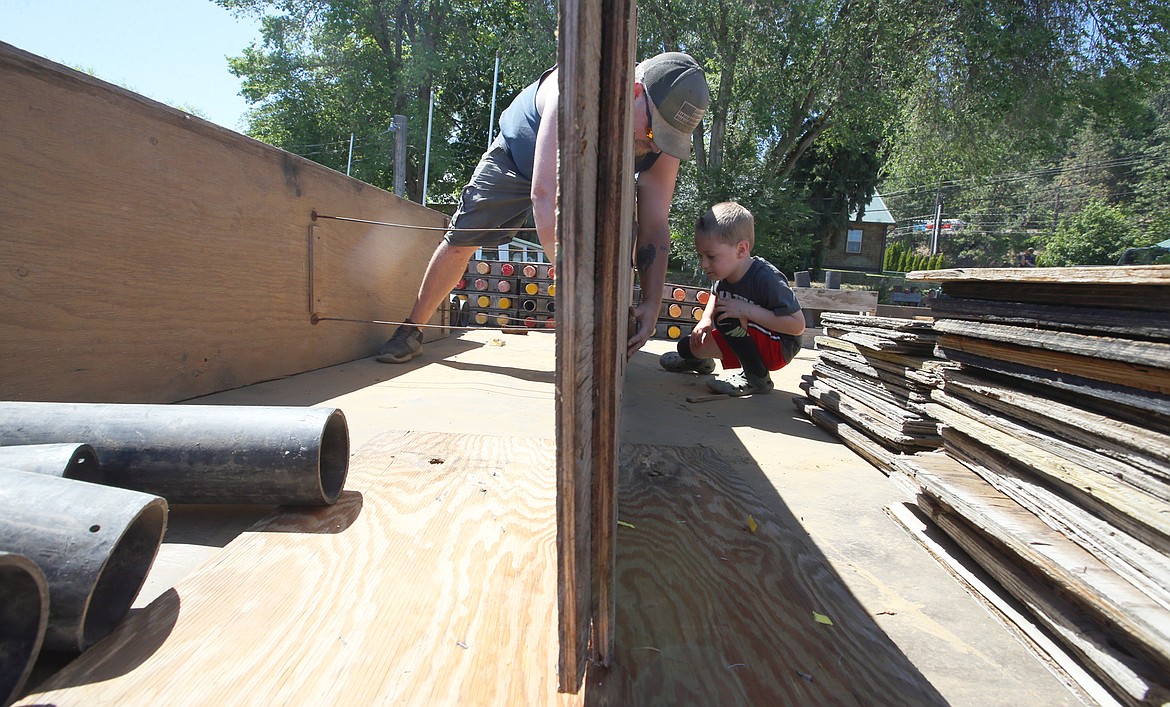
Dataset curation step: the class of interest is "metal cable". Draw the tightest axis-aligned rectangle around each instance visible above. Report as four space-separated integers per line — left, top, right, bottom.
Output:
311 210 538 233
312 315 555 332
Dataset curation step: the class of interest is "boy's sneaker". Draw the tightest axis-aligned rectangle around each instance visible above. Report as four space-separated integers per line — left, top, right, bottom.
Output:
376 325 423 363
659 352 716 375
707 370 773 397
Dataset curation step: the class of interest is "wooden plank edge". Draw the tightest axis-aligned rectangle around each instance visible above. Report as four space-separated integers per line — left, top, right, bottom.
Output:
885 501 1123 707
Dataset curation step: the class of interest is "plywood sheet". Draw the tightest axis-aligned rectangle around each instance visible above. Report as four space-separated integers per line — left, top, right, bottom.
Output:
19 431 577 706
0 42 446 403
584 443 944 705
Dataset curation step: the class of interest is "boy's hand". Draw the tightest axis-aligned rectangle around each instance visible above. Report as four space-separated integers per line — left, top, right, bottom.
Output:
713 292 752 331
692 317 714 347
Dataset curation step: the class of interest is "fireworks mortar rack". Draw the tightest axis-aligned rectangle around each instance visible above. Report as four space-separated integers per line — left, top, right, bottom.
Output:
652 284 711 341
451 259 708 340
452 259 558 330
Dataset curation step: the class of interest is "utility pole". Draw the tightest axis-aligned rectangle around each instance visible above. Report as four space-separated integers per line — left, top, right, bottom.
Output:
422 90 435 206
346 133 354 176
931 182 943 256
391 114 407 198
488 54 500 148
1053 185 1061 229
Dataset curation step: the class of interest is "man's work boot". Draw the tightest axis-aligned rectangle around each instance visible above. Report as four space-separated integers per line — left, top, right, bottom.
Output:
376 324 423 363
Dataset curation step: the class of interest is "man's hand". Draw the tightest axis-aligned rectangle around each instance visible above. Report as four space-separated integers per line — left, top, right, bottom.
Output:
626 301 658 358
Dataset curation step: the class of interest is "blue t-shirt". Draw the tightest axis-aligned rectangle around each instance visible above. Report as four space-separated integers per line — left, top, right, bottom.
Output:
498 68 554 181
498 67 661 181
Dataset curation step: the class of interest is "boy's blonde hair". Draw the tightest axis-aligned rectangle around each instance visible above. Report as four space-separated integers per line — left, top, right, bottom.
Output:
695 201 755 249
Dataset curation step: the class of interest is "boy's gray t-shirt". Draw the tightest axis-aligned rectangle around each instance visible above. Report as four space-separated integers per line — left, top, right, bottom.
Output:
713 256 802 362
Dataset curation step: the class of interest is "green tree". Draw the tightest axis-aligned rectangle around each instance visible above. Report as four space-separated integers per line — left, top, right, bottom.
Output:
883 242 901 271
216 0 556 201
1041 199 1139 265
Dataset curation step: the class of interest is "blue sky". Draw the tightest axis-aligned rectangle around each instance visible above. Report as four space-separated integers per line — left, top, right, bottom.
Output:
1 0 264 132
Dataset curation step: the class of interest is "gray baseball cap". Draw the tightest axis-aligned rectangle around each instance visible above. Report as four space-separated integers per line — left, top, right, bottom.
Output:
636 52 710 161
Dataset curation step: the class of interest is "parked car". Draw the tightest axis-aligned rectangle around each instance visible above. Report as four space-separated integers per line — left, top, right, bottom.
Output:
1116 242 1170 265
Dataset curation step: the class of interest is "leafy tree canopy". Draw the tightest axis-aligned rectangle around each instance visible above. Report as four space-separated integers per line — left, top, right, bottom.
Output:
217 0 1170 270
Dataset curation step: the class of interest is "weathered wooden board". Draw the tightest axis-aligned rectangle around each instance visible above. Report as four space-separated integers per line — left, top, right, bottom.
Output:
924 402 1170 554
930 297 1170 341
937 334 1170 395
584 443 940 704
814 362 924 408
909 265 1170 286
0 42 446 403
820 312 936 331
884 499 1124 707
907 453 1170 701
826 328 938 354
932 387 1170 501
902 457 1169 707
939 349 1170 427
910 265 1170 312
937 282 1170 311
804 382 940 452
556 0 601 685
556 0 636 688
940 370 1170 489
18 431 576 706
816 350 932 399
940 430 1170 614
586 0 636 673
805 376 936 432
795 401 899 474
934 320 1170 371
792 287 879 313
815 336 952 377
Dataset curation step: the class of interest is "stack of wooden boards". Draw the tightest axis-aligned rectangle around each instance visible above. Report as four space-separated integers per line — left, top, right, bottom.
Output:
895 265 1170 706
794 312 951 471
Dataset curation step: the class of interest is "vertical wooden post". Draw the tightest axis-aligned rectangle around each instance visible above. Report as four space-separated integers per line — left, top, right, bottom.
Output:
591 0 636 669
556 0 636 692
556 0 601 690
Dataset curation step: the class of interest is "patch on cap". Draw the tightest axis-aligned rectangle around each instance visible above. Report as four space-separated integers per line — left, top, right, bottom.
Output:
672 100 706 133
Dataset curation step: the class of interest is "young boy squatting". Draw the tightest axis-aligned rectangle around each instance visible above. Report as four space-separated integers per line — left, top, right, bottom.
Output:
659 202 806 396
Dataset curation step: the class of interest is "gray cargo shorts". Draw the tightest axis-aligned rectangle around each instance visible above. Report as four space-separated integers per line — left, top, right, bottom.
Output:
445 137 534 248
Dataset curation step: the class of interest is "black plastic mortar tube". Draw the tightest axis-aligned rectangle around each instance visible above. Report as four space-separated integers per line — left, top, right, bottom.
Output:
0 469 167 653
0 442 97 477
0 402 349 505
0 551 49 705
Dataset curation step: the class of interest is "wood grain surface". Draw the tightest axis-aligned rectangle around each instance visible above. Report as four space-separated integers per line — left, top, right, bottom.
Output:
908 453 1170 703
0 43 445 403
937 334 1170 395
18 431 575 706
18 434 952 706
906 265 1170 285
555 0 604 689
584 443 944 706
